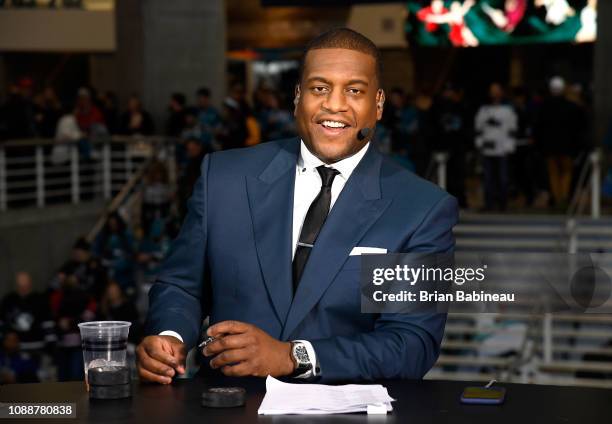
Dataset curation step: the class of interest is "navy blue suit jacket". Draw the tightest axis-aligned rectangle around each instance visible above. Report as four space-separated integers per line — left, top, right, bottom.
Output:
146 137 458 382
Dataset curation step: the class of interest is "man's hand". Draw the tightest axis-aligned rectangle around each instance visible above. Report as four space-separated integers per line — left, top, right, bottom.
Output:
203 321 295 378
136 335 186 384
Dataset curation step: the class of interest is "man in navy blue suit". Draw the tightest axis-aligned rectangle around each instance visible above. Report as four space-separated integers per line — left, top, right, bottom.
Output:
137 28 458 384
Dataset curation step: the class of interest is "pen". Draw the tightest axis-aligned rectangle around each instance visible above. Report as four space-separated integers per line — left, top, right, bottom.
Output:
198 336 215 349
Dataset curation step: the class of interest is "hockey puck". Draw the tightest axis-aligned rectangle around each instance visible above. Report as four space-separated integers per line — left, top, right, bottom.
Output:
88 366 130 386
90 383 132 399
201 387 246 408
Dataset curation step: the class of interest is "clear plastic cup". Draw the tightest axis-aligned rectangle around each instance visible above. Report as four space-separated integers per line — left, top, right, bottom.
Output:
78 321 131 384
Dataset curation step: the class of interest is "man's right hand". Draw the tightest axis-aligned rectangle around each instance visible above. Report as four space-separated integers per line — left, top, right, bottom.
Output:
136 335 186 384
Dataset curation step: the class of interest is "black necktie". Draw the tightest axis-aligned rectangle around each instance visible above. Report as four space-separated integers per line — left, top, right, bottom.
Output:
292 165 340 293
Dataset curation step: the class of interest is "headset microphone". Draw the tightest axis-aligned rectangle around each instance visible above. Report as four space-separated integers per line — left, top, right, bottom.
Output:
357 127 372 141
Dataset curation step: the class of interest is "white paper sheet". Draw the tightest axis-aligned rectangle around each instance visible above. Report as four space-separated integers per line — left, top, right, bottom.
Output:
257 376 395 415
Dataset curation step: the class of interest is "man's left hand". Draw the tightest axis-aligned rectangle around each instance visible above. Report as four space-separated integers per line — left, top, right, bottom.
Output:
203 320 295 377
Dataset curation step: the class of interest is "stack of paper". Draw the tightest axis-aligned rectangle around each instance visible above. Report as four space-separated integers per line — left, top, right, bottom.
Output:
257 376 395 415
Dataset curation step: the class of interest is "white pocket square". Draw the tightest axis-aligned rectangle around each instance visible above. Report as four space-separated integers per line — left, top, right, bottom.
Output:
349 247 388 256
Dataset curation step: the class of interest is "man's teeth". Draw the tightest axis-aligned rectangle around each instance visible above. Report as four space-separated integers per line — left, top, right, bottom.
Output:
322 121 347 128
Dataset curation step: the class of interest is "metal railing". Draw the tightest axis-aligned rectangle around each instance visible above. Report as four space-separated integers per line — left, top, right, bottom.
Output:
566 149 603 254
567 149 602 221
0 136 174 212
425 151 449 190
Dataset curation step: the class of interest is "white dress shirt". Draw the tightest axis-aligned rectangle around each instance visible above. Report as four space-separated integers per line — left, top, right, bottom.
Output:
161 140 370 378
292 140 370 258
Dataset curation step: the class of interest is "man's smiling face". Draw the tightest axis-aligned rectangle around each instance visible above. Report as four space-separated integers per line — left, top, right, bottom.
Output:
294 48 384 164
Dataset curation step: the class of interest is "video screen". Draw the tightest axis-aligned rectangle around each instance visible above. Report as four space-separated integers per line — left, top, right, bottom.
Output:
406 0 597 46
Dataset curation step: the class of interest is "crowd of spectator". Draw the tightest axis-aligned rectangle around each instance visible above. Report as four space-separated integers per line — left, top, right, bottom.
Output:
381 77 592 211
0 74 596 212
0 234 148 382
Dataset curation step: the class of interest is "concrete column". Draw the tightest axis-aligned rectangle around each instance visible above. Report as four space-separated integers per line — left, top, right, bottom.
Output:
114 0 145 110
594 1 612 142
115 0 226 125
0 54 6 100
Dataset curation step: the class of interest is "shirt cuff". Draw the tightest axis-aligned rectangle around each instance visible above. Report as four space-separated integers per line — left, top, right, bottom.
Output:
293 340 319 379
159 331 184 343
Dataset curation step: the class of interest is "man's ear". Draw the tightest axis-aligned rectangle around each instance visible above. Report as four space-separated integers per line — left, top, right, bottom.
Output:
293 85 301 116
376 89 385 120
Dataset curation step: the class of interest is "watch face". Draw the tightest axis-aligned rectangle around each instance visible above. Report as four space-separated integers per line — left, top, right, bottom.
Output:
293 344 310 365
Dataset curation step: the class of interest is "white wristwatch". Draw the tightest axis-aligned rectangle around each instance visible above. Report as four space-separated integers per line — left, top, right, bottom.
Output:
289 341 313 378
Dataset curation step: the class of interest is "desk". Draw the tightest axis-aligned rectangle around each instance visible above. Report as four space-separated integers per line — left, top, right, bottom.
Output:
1 376 611 423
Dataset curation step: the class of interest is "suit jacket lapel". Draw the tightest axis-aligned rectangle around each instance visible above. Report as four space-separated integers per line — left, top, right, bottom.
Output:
246 139 299 327
281 146 391 339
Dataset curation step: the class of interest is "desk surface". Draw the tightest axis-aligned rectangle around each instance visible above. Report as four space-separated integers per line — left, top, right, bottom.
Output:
1 376 611 424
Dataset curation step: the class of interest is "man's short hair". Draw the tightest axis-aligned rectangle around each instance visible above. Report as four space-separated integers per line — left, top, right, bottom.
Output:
299 27 382 84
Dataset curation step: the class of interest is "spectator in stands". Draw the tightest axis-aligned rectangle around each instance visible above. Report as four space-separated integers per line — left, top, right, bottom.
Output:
49 273 96 381
47 102 81 203
52 237 109 301
196 87 221 150
218 98 248 150
411 93 436 177
178 138 206 218
141 161 172 236
534 77 584 208
245 109 262 147
98 91 119 135
137 218 171 285
99 282 142 344
181 107 203 143
93 213 135 294
0 272 55 353
165 93 187 137
384 89 421 171
74 87 107 162
118 94 154 136
230 82 251 115
0 331 40 384
258 91 296 141
431 83 471 208
74 87 106 136
54 103 82 150
382 88 418 154
510 86 541 207
475 82 517 211
1 78 36 139
34 86 62 138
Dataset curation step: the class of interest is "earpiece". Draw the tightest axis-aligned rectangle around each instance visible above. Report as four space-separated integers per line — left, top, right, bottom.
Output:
294 85 301 106
377 89 385 110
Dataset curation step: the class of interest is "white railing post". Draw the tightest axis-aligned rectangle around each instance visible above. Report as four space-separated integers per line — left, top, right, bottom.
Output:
35 146 45 208
103 142 111 199
542 313 552 364
590 149 601 219
434 152 448 191
566 218 577 254
71 144 80 204
0 148 6 211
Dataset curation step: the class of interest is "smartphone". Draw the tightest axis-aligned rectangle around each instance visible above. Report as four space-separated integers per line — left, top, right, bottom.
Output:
460 386 506 405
